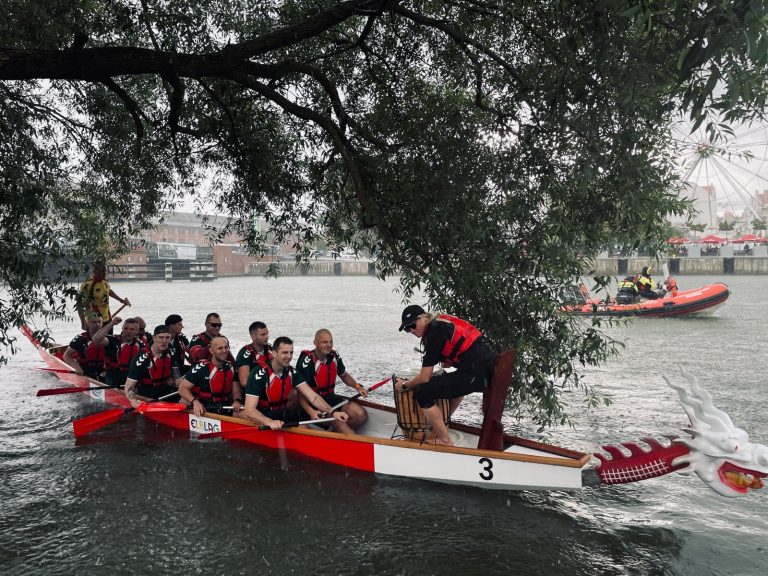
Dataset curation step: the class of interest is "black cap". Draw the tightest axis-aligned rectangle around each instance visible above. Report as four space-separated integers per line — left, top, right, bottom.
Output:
153 324 171 336
165 314 183 326
399 304 425 331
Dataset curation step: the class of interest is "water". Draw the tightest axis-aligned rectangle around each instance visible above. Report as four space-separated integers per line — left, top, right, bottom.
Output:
1 275 766 575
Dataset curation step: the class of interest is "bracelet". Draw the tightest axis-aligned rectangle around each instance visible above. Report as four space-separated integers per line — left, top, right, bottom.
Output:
233 397 243 403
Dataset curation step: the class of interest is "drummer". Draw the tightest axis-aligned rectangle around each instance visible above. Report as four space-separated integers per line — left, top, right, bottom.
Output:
395 305 497 446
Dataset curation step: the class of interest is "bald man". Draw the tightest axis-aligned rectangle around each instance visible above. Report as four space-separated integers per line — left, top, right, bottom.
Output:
296 329 368 434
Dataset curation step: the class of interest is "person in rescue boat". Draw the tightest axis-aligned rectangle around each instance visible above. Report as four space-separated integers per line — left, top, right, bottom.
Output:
615 276 639 304
165 314 190 378
63 313 122 378
102 317 143 388
178 336 237 416
243 336 349 430
234 321 272 414
635 266 661 299
296 329 368 434
76 261 130 331
396 305 497 446
125 325 176 406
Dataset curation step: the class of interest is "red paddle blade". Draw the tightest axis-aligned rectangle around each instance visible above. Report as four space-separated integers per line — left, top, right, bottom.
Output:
134 401 188 414
37 387 108 396
73 408 127 437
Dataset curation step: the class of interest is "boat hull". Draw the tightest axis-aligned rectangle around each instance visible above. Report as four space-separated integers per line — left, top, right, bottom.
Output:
23 324 591 491
563 283 729 318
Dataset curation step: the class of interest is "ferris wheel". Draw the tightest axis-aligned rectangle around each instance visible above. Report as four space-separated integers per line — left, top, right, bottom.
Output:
671 120 768 222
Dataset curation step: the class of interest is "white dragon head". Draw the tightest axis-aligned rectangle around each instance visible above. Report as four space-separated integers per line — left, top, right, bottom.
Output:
664 367 768 497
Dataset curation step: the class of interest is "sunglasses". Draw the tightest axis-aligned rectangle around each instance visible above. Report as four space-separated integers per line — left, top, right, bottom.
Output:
209 323 223 328
404 323 417 332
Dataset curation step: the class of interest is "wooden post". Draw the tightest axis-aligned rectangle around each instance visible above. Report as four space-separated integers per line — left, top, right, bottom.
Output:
477 348 516 451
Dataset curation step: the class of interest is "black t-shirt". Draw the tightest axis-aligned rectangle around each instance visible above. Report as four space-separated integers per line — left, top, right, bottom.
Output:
421 319 496 370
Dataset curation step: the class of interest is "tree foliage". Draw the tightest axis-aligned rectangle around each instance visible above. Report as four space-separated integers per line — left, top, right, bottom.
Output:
2 0 768 428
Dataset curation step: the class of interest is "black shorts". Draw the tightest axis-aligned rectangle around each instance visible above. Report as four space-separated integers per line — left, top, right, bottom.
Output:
413 360 495 409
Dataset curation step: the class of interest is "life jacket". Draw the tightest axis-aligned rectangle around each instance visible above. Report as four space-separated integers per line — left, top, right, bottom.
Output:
302 350 338 397
193 361 234 403
242 343 271 369
430 314 483 367
106 339 143 373
617 277 637 294
189 332 212 362
256 365 294 412
636 274 654 293
137 350 173 387
82 338 107 375
665 277 679 296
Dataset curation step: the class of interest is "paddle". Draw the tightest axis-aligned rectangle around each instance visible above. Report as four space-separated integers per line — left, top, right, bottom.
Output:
329 375 394 412
36 367 78 375
110 301 130 319
72 391 182 437
197 417 337 440
37 384 122 397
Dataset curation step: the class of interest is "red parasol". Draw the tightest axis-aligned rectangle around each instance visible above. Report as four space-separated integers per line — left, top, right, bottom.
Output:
667 236 690 245
697 234 726 244
731 234 767 244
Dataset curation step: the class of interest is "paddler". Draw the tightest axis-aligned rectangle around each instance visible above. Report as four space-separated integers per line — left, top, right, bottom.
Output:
178 336 238 416
63 312 122 379
125 325 176 406
76 261 130 331
396 305 497 446
296 328 368 434
234 321 272 412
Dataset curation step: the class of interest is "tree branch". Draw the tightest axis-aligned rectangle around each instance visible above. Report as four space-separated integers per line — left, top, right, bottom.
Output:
98 78 146 156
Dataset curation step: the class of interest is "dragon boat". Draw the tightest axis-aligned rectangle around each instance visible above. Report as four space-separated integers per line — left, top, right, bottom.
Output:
563 282 730 318
22 324 766 497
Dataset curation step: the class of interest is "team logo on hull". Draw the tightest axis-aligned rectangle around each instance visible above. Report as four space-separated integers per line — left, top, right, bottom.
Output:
188 415 222 434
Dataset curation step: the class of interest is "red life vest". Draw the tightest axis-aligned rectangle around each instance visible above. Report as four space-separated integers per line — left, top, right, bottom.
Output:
242 344 271 369
189 332 212 362
256 366 294 412
106 339 143 373
432 314 483 367
82 339 107 374
302 350 338 397
193 361 234 403
137 350 173 387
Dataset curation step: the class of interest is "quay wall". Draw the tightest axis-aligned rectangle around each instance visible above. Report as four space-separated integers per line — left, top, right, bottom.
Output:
590 257 768 276
246 261 374 276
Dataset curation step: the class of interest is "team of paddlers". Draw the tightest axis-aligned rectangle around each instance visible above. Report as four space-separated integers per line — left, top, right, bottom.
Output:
66 263 497 445
62 305 497 446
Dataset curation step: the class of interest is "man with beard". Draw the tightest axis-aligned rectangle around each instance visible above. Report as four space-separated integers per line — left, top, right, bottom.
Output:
179 336 237 416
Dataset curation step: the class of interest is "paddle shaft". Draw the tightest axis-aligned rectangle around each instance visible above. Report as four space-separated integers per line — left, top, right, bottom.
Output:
110 301 130 320
329 376 394 411
198 417 337 439
37 384 122 396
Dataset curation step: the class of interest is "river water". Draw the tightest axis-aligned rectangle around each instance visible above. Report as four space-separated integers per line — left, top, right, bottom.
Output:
1 274 766 575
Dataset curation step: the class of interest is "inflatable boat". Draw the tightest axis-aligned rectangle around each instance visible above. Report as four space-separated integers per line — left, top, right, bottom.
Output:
563 282 729 318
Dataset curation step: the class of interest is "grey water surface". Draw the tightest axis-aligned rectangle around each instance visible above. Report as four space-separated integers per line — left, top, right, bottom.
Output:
0 275 766 575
